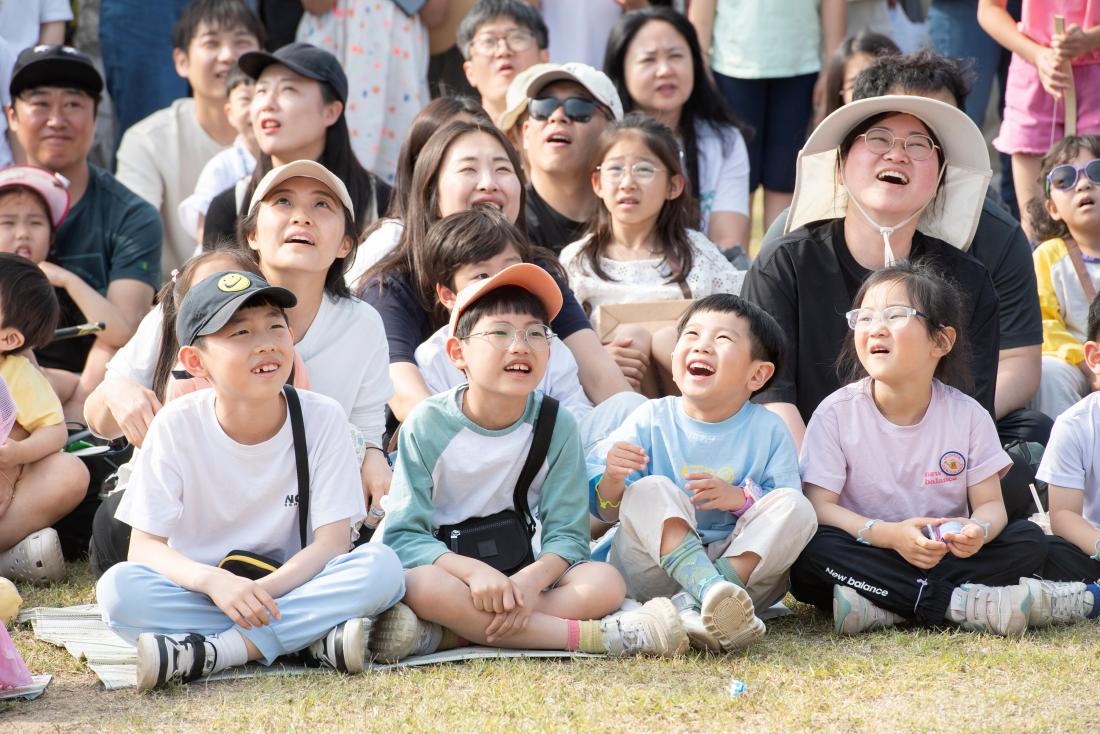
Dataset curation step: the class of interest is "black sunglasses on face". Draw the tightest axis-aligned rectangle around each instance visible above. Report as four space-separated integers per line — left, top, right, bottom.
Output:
528 96 599 123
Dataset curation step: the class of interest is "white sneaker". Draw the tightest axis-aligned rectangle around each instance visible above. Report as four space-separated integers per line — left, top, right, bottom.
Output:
1019 577 1094 627
947 583 1031 637
600 598 689 657
368 602 441 662
671 591 721 653
0 528 65 584
136 632 219 690
700 581 764 652
298 618 371 674
832 585 903 635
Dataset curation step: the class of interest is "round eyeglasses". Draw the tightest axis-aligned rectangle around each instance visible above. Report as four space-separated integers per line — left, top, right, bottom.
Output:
470 30 536 57
597 162 666 185
461 323 555 351
845 306 934 331
857 128 940 162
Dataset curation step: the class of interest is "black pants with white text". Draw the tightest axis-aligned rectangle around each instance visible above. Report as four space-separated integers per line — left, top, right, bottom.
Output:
790 521 1047 625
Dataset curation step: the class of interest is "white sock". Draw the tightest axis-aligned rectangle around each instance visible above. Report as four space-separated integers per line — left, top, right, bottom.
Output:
207 629 250 673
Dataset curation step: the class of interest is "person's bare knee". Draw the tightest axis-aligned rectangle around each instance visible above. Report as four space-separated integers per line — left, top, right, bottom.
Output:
659 517 693 555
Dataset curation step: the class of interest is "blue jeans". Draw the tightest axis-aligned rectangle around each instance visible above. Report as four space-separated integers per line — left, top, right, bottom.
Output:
96 544 406 665
928 0 1004 127
99 0 192 147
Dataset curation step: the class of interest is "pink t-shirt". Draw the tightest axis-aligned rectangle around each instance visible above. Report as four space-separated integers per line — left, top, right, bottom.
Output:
1022 0 1100 66
800 378 1012 522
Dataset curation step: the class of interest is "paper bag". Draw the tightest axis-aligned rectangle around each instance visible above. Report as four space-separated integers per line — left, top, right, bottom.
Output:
592 299 693 343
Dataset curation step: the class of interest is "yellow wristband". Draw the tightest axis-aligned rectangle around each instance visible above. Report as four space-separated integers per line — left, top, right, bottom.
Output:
595 480 621 509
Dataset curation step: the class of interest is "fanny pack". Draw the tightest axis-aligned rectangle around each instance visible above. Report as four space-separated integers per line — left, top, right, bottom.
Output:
433 397 558 576
218 385 310 580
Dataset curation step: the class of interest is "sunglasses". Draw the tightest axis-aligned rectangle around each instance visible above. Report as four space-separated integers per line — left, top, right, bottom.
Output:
528 96 600 123
1046 159 1100 192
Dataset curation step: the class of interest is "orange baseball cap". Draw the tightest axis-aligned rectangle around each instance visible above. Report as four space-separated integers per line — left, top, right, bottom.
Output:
448 263 563 338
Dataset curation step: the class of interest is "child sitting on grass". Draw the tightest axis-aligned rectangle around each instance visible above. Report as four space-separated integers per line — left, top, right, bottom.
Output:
95 271 404 690
588 294 816 653
377 264 687 661
0 254 88 583
1037 294 1100 621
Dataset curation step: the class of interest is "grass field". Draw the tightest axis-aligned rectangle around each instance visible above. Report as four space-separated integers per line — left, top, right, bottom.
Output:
3 561 1100 733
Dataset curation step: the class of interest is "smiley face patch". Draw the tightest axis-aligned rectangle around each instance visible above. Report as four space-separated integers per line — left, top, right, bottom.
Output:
218 273 251 292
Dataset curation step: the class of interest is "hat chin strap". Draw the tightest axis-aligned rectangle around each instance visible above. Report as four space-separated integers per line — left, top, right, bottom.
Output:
839 162 946 267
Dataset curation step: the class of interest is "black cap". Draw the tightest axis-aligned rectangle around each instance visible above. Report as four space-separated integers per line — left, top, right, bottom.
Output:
176 271 297 347
238 42 348 104
10 45 104 99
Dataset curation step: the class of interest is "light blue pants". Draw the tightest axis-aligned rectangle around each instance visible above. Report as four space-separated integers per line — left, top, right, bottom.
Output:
96 544 405 665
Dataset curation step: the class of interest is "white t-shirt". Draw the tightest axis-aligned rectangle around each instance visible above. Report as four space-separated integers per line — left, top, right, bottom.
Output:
116 388 366 566
104 294 393 446
0 0 72 53
414 325 593 421
542 0 622 68
695 122 750 234
1037 391 1100 530
710 0 821 79
178 136 256 242
344 219 404 288
800 378 1012 522
559 229 745 312
116 98 227 277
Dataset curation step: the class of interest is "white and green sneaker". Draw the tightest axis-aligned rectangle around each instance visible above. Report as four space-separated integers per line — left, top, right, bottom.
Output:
368 602 442 662
1019 577 1095 627
947 583 1031 637
600 598 689 657
832 585 904 635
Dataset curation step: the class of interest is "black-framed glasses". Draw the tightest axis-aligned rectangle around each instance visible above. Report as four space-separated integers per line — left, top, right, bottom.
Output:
597 162 666 185
845 306 935 331
528 96 599 123
1047 159 1100 191
857 128 940 161
461 323 555 351
470 29 536 57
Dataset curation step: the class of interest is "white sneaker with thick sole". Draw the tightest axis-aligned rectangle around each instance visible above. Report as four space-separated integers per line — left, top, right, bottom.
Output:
832 585 904 635
700 581 764 652
0 528 65 584
368 602 442 662
135 632 217 690
1019 577 1095 627
600 598 689 657
298 617 370 674
671 591 721 653
949 583 1031 637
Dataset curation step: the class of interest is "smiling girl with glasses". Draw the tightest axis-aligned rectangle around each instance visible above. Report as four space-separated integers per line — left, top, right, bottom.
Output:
559 113 744 397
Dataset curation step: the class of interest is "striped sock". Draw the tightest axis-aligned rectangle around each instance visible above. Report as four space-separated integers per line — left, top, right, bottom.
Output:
660 533 723 603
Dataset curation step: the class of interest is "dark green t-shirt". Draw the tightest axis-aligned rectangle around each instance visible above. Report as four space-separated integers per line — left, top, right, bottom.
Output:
35 164 162 373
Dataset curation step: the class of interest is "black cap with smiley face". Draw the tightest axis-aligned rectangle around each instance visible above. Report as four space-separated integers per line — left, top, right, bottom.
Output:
176 270 297 347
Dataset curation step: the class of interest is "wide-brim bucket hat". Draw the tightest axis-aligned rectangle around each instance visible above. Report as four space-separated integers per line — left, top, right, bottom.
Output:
785 95 992 250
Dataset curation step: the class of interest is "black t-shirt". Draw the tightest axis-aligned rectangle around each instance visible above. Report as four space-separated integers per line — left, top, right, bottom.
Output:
741 218 1000 424
525 185 586 254
361 265 594 365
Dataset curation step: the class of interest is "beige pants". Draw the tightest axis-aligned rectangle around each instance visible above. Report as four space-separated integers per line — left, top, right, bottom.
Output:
608 476 818 609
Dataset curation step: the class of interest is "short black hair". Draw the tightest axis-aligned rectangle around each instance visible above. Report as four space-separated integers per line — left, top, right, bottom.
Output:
1088 292 1100 344
172 0 265 52
455 285 549 340
191 292 289 351
676 294 786 393
456 0 549 60
852 49 972 111
225 65 253 96
0 252 59 353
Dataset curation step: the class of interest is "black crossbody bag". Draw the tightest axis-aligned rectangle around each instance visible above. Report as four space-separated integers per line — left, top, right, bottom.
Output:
434 397 558 576
218 385 310 580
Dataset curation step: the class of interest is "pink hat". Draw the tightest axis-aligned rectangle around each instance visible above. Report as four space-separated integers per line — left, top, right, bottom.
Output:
0 166 70 227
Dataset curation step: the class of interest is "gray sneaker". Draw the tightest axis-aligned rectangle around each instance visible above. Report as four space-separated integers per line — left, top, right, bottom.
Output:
700 580 765 651
368 602 441 662
832 585 904 635
1019 577 1095 627
948 583 1031 637
600 598 689 657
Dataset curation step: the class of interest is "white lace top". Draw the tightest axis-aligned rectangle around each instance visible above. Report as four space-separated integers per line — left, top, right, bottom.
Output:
559 229 745 311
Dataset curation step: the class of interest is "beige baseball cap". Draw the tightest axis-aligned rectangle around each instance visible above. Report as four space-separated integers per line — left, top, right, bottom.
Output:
500 62 624 132
449 263 563 338
248 160 354 216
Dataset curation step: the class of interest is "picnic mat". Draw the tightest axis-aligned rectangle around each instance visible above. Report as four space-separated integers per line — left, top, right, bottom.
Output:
17 605 600 691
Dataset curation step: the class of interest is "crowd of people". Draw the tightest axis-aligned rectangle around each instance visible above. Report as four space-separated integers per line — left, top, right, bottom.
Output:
2 0 1100 691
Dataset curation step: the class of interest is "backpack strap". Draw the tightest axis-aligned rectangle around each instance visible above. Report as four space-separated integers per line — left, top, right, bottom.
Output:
283 385 310 549
513 396 558 536
1064 237 1098 304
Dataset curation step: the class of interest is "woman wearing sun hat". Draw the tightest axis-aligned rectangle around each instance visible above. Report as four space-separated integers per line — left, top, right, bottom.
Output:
741 94 997 449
